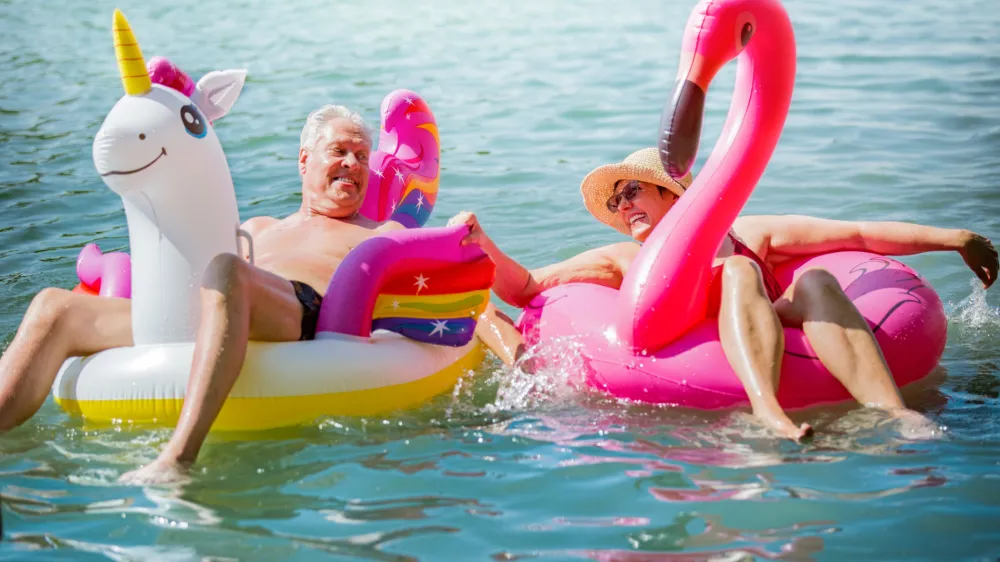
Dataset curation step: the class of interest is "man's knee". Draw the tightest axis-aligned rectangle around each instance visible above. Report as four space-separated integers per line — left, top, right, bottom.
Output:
202 253 249 292
24 288 72 331
794 268 845 303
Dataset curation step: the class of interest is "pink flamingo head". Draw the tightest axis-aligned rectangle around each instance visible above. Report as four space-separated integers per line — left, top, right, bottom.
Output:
660 0 795 179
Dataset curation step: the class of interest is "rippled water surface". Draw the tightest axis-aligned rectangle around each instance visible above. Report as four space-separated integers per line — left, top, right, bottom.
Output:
2 0 999 559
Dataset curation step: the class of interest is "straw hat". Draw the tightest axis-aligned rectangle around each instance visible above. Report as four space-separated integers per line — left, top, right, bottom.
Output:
580 147 693 235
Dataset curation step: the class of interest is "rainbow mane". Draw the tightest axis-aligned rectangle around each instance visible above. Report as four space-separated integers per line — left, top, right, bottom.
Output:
361 90 440 228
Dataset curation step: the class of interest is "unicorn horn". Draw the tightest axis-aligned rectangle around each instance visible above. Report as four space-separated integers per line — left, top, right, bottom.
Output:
112 9 151 96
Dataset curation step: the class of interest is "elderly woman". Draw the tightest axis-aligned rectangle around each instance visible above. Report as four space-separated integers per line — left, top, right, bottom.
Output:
455 147 997 440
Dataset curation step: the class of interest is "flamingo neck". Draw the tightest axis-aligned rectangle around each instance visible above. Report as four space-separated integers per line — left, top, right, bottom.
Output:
616 11 796 353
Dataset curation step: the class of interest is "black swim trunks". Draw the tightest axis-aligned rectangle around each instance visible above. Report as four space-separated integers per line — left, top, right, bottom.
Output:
290 280 323 341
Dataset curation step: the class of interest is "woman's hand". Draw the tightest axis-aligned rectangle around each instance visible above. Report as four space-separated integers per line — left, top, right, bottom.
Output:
957 230 998 288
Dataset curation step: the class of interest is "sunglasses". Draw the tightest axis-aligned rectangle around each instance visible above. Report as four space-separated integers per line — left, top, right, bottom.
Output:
606 180 646 213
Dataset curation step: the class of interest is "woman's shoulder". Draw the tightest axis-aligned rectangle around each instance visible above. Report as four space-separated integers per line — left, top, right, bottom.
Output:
596 241 642 274
598 240 641 256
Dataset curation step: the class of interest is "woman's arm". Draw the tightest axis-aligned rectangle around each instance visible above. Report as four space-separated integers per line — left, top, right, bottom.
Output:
448 211 635 307
738 215 998 287
753 215 969 255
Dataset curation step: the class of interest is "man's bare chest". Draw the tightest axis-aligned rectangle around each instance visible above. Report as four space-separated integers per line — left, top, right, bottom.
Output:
255 219 376 258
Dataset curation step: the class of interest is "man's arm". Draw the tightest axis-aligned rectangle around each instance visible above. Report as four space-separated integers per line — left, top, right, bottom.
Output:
448 211 636 307
737 215 998 287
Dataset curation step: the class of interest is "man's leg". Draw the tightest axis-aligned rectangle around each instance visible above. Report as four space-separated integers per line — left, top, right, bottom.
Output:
119 254 303 483
774 269 939 438
718 256 812 441
0 289 132 430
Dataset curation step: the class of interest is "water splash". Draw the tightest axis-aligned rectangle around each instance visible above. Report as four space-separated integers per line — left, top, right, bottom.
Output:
482 335 589 413
947 279 1000 358
949 278 1000 332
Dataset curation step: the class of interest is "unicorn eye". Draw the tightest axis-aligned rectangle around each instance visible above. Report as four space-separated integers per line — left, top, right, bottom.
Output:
180 104 206 138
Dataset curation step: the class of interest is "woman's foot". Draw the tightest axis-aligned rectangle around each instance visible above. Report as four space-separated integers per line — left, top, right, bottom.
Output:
753 404 814 442
885 408 943 440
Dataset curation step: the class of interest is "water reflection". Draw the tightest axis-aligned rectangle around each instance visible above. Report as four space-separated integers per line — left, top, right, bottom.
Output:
267 524 459 562
323 495 493 523
493 513 831 560
956 361 999 400
5 533 200 562
580 537 825 561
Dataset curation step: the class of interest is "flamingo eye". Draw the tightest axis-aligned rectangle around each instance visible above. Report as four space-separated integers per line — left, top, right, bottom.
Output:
740 22 753 47
180 104 206 138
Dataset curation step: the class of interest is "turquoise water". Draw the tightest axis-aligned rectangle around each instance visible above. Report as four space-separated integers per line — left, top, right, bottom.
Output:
2 0 999 558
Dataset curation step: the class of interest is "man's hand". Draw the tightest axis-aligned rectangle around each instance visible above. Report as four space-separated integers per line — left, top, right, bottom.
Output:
118 456 191 486
447 211 492 250
957 230 998 289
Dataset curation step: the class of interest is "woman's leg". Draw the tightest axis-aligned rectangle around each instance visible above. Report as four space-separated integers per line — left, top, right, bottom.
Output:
774 269 906 407
718 256 812 441
774 269 939 438
0 288 132 430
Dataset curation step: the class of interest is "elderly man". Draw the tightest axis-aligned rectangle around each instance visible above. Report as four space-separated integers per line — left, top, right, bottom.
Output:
459 147 997 440
0 105 403 482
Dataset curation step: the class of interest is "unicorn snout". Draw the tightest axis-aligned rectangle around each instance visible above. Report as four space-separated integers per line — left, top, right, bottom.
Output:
93 122 167 191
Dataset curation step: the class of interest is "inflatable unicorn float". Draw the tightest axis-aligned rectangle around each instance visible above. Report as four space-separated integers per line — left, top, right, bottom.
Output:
518 0 947 408
53 10 494 430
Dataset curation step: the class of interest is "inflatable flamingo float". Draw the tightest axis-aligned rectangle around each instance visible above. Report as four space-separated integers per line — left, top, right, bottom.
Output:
518 0 947 409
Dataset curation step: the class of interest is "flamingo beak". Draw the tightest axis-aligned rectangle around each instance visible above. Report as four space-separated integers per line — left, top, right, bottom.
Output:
658 51 723 180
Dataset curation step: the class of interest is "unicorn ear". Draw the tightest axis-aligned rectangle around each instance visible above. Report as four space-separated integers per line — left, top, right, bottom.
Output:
192 69 247 121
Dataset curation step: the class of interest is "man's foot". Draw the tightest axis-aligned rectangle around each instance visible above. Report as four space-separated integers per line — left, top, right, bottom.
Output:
753 406 814 442
886 408 943 440
118 457 191 486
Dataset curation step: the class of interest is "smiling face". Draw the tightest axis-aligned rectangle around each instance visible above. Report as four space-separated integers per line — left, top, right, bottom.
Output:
609 179 679 242
298 117 371 219
93 85 216 196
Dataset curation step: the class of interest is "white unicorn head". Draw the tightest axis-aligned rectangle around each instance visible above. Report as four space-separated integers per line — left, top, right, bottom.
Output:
92 10 248 345
93 10 245 196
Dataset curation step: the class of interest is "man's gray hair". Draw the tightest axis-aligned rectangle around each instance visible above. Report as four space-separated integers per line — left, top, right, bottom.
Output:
299 104 373 151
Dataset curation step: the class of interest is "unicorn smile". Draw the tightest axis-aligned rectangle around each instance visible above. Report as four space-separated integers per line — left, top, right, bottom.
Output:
100 147 166 177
